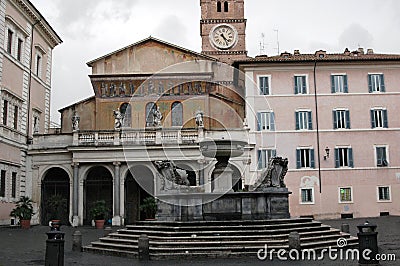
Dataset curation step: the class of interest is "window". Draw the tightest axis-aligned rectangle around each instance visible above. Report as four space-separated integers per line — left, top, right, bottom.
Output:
368 74 385 93
295 111 312 130
120 103 132 127
294 75 307 94
334 147 354 168
171 102 183 127
333 109 350 129
339 187 352 203
376 146 388 167
13 106 18 130
378 186 390 201
2 100 8 126
224 1 229 12
296 148 315 169
145 102 157 127
17 38 23 62
217 1 222 12
300 188 314 204
331 75 348 93
33 116 40 134
7 29 13 54
35 54 42 76
257 111 275 131
0 170 5 197
370 108 388 128
259 76 270 95
257 149 277 170
11 172 16 198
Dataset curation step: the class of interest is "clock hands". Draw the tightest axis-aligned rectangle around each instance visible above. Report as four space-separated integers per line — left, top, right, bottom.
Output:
220 33 229 46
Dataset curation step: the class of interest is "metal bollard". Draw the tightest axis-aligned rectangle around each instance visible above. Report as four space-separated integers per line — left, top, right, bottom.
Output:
341 223 350 234
72 231 82 252
45 230 65 266
288 231 301 251
138 234 150 261
357 222 379 265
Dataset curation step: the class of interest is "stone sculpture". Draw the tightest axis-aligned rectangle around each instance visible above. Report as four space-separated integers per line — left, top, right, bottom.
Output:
113 110 123 129
195 111 204 128
250 157 288 191
152 107 163 127
71 111 80 131
153 161 190 190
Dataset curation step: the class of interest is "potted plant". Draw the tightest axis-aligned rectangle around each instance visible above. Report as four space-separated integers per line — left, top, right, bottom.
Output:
139 197 157 220
89 200 109 229
10 196 34 229
46 194 68 227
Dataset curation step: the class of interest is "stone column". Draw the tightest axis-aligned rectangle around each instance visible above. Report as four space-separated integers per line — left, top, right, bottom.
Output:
112 162 122 226
72 163 79 227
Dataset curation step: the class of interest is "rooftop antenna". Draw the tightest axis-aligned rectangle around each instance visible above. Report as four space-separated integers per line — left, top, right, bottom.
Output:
274 29 280 55
259 33 266 55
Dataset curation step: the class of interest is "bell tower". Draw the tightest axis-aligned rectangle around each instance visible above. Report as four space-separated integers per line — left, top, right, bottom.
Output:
200 0 247 64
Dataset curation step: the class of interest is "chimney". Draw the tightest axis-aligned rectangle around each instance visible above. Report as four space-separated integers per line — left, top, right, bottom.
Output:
344 48 351 56
294 50 300 55
367 49 374 55
358 47 365 54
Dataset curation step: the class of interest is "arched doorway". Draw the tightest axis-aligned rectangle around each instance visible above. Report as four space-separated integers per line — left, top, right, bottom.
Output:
125 166 154 224
84 166 113 225
41 167 70 225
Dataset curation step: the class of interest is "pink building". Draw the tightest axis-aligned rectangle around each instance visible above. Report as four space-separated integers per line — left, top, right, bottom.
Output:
0 0 61 225
237 48 400 219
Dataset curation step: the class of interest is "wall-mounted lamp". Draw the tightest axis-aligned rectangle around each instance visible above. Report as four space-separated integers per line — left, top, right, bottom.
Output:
324 146 330 160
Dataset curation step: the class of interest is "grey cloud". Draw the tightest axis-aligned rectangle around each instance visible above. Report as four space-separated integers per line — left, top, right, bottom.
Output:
339 23 374 50
154 15 188 45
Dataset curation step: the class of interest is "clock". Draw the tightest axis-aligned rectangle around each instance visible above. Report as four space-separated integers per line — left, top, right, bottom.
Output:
209 24 238 50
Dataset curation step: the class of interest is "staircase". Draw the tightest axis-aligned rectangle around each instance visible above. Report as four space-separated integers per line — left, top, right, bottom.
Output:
83 218 358 260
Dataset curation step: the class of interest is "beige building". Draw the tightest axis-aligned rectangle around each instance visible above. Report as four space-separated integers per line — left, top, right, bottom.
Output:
0 0 61 225
237 49 400 219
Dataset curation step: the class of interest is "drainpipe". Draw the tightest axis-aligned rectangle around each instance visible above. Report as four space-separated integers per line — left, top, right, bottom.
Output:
313 60 322 193
26 18 42 144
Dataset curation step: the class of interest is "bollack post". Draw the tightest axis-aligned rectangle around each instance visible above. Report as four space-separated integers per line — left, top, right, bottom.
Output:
72 231 82 252
341 223 350 234
138 234 150 261
288 231 301 251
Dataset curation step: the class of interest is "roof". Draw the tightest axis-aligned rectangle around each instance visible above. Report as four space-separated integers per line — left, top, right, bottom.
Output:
87 36 217 67
58 96 95 112
234 49 400 66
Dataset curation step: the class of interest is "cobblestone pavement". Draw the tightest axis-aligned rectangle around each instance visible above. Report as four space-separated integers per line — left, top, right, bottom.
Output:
0 216 398 266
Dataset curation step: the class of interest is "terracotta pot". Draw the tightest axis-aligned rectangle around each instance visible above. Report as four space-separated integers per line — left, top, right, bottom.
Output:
95 219 105 229
20 219 31 229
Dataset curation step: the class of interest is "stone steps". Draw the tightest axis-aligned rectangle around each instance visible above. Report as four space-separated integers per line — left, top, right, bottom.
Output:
83 218 359 260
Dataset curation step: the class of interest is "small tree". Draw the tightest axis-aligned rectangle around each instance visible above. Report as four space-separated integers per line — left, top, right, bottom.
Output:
89 200 109 220
139 197 157 219
10 196 34 221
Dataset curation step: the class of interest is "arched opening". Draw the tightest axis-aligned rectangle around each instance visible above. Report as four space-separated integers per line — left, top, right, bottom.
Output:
120 103 132 127
84 166 113 225
217 1 222 12
171 102 183 127
145 102 157 127
41 168 70 225
224 1 229 12
125 165 155 224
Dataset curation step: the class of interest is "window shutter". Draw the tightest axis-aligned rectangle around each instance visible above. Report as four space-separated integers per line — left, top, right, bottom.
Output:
370 110 375 128
257 150 262 170
331 75 335 93
296 149 301 169
294 76 298 94
272 149 277 157
368 75 373 93
270 112 275 131
257 112 261 131
346 110 351 129
302 76 307 94
334 148 340 168
308 111 313 130
344 75 348 93
348 148 354 168
310 149 315 168
383 110 388 128
333 111 337 129
295 112 300 130
380 74 385 92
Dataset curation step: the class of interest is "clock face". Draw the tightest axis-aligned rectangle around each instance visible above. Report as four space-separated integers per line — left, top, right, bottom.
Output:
210 24 238 50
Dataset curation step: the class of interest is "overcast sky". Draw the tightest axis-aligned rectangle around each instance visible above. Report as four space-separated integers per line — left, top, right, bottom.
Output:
29 0 400 123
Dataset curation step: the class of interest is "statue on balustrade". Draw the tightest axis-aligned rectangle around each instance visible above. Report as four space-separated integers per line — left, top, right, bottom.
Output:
250 157 288 191
195 111 204 128
113 110 123 129
152 107 163 127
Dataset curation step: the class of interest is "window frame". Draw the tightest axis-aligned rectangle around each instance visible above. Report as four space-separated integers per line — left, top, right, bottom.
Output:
377 186 391 202
334 146 354 168
257 111 275 131
296 147 315 169
171 101 183 127
333 109 350 129
11 172 16 199
257 75 271 95
331 74 348 93
17 38 23 62
2 100 8 126
35 53 42 77
295 110 313 130
13 105 18 130
0 170 5 198
375 145 389 167
300 187 315 205
338 187 353 203
368 74 385 93
6 29 13 54
257 148 277 170
370 108 388 129
294 75 308 95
